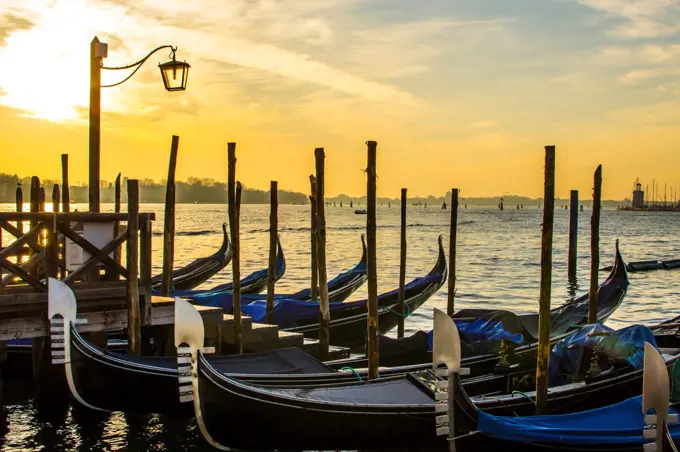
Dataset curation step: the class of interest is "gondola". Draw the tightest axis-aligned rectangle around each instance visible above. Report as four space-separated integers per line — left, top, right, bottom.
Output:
269 234 447 347
183 234 367 304
149 223 232 291
185 306 680 451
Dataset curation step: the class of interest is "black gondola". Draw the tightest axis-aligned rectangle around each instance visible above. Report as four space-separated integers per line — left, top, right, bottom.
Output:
186 306 680 451
149 223 232 291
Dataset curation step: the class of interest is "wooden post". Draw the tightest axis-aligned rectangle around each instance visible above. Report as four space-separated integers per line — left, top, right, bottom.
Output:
51 185 60 213
309 176 319 301
315 148 330 360
126 179 141 355
568 190 578 280
114 173 122 265
535 145 556 414
29 177 40 276
89 37 102 213
447 188 459 317
266 181 278 324
61 154 70 213
366 141 379 380
139 219 152 325
39 186 45 214
227 143 243 354
397 188 407 338
161 136 179 297
589 165 602 324
15 185 23 266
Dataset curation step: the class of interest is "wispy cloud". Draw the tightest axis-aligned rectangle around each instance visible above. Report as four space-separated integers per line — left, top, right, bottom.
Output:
576 0 680 37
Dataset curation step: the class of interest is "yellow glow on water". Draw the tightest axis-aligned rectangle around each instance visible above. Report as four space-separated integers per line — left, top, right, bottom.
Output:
0 0 127 122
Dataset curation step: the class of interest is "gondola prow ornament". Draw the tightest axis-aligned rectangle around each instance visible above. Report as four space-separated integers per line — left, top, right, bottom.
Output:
432 308 470 452
642 342 678 451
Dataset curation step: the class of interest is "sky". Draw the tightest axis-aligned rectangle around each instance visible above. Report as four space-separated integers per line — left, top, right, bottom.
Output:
0 0 679 200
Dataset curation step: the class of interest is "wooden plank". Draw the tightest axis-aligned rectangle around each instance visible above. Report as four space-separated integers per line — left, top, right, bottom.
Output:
62 230 129 282
127 179 141 355
0 250 45 288
0 212 155 223
0 309 129 341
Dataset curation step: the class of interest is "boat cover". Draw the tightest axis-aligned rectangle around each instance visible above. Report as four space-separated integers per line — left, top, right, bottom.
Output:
477 395 679 445
231 271 442 327
548 323 657 385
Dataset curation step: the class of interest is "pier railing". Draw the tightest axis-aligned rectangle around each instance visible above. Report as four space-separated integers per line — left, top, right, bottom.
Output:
0 211 155 322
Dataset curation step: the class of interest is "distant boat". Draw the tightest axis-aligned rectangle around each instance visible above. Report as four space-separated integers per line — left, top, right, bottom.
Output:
354 209 367 215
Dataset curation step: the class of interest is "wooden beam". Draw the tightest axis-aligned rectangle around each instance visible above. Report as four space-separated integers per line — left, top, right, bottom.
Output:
447 188 459 317
568 190 579 280
309 175 319 301
589 166 602 324
57 222 127 277
161 136 179 297
62 231 128 283
61 154 70 213
127 179 141 355
227 142 243 354
266 180 278 324
397 188 407 338
535 145 556 415
366 141 378 380
314 148 329 360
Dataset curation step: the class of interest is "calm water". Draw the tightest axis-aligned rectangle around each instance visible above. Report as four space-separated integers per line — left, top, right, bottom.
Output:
1 203 679 450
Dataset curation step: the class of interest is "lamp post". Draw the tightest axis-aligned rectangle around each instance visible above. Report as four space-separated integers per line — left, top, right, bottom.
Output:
88 36 190 212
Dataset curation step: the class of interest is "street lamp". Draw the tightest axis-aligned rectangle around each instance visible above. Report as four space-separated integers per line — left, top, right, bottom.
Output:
89 36 190 212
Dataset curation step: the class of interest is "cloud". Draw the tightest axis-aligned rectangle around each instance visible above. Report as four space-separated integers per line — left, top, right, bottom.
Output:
576 0 680 37
0 12 35 45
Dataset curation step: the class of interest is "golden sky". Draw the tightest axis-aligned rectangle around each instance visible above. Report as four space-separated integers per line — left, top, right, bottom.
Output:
0 0 679 199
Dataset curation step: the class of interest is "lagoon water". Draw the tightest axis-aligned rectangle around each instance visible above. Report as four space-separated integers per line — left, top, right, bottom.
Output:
1 203 679 450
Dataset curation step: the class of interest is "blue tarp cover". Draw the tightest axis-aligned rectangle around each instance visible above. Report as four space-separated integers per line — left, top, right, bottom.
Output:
549 323 657 385
426 318 525 351
478 395 679 445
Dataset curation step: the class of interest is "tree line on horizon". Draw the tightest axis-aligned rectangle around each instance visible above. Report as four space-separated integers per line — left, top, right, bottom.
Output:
0 173 625 206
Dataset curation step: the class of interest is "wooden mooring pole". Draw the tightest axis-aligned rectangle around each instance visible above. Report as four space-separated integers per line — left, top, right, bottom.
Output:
535 145 556 414
61 154 70 213
366 141 379 380
309 176 319 301
568 190 578 280
126 179 141 355
114 173 122 265
589 165 602 324
447 188 459 317
266 181 278 324
315 148 330 360
227 143 243 354
161 135 179 297
397 188 407 338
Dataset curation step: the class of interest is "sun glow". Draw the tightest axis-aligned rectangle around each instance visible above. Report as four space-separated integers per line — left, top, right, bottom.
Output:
0 1 128 122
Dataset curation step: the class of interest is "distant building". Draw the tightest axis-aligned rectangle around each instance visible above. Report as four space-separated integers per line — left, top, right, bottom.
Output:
632 179 644 208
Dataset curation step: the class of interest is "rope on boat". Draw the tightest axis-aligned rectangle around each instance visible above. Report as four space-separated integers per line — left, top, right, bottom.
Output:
339 366 363 382
386 302 412 318
511 390 536 407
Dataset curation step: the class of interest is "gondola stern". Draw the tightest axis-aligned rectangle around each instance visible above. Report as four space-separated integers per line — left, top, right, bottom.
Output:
276 234 286 279
428 235 448 283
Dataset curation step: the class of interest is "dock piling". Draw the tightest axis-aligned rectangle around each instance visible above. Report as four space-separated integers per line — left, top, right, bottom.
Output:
114 173 122 266
314 148 330 360
227 143 243 354
266 181 278 324
397 188 407 338
589 165 602 324
366 141 379 380
447 188 459 317
568 190 578 280
161 136 179 297
126 179 141 355
535 145 556 414
61 154 70 213
309 176 319 301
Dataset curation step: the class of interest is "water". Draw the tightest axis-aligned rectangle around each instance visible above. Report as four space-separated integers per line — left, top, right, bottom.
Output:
1 203 679 450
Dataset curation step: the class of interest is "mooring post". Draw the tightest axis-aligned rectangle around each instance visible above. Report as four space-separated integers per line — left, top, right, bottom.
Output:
309 176 319 301
126 179 141 355
366 141 379 380
589 165 602 324
314 148 330 360
227 142 243 354
266 181 278 324
568 190 579 280
60 154 70 213
29 177 40 275
112 172 122 269
447 188 459 317
397 188 407 338
161 136 179 297
535 145 556 414
140 218 152 325
46 185 60 280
